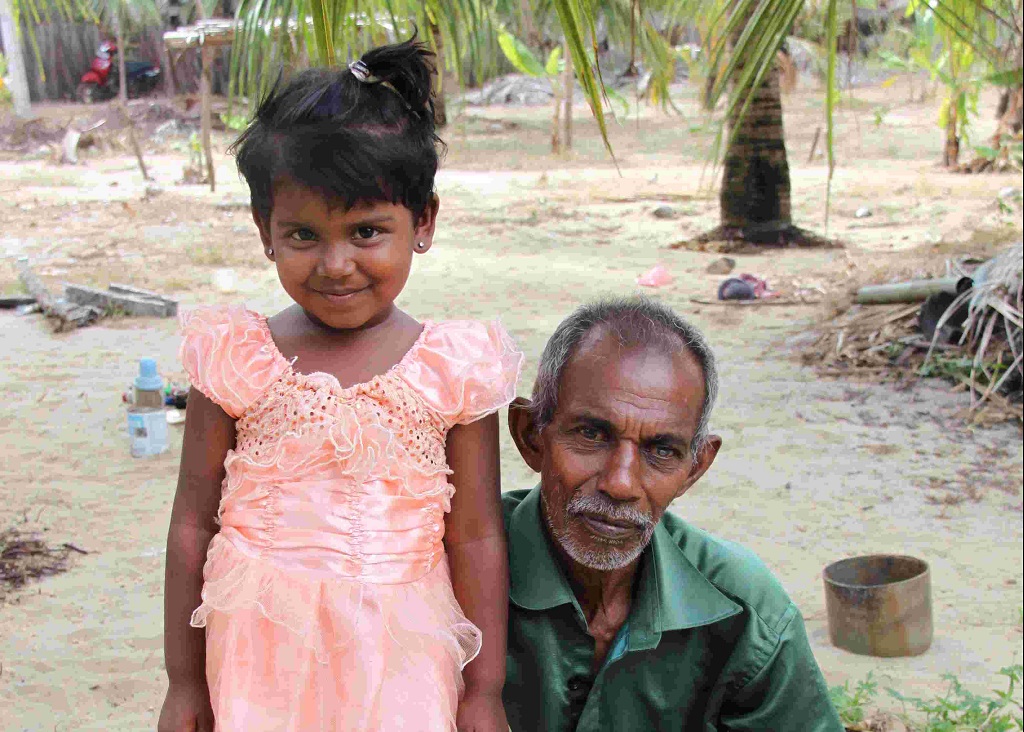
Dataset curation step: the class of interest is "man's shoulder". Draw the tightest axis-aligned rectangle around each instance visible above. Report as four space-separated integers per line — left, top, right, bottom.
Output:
502 488 532 527
660 511 796 635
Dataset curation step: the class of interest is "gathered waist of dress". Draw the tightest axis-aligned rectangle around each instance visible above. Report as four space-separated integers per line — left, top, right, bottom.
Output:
217 478 449 585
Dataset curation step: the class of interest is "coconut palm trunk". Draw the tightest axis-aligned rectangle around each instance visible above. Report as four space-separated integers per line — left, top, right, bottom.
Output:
428 17 448 128
718 63 793 242
0 0 32 117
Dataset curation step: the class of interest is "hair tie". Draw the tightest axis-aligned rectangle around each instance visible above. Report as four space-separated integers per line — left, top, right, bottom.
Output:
348 60 371 83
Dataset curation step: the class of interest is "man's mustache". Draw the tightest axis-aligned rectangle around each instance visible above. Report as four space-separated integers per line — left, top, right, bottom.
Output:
565 492 654 530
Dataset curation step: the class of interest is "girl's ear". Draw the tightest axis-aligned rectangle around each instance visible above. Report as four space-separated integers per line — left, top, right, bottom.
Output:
253 208 274 261
508 397 543 473
412 194 440 254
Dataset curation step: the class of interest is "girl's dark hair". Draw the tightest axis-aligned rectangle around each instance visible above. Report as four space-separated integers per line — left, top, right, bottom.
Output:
231 36 443 225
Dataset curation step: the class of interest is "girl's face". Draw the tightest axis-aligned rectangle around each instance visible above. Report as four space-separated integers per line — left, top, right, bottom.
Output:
255 178 437 331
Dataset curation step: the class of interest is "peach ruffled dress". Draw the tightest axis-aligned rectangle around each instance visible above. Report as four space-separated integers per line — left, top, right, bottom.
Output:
179 307 523 732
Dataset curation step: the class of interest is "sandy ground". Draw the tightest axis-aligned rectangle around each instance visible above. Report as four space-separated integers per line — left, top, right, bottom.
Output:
1 80 1022 729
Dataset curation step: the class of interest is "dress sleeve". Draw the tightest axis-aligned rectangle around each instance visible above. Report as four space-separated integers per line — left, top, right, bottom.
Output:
404 320 524 427
178 306 290 419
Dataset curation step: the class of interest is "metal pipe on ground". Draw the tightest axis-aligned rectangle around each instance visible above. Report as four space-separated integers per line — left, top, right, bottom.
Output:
855 277 972 305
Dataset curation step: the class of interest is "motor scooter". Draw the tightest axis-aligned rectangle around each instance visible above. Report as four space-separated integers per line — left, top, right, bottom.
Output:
77 41 161 103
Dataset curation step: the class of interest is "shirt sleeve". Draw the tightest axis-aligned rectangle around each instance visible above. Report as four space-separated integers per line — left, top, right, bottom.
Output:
719 606 845 731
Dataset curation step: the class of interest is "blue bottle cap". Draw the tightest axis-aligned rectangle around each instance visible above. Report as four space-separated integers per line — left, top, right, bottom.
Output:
135 358 164 391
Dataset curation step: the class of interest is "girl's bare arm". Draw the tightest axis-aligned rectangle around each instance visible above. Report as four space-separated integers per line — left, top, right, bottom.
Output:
444 413 509 732
158 389 234 732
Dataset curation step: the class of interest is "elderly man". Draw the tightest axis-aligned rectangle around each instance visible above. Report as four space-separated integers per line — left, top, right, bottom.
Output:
502 298 842 731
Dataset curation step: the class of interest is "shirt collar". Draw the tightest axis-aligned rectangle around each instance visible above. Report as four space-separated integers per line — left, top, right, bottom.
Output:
507 485 576 611
508 486 741 648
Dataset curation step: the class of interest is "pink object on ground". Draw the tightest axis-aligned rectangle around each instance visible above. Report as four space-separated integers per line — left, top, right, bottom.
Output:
637 264 674 288
179 306 523 731
737 274 774 296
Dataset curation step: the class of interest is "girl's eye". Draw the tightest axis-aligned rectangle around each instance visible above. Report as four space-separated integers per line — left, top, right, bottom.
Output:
289 228 317 242
355 226 378 240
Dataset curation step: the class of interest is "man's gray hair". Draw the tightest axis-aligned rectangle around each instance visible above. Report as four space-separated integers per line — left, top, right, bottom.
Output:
531 297 719 455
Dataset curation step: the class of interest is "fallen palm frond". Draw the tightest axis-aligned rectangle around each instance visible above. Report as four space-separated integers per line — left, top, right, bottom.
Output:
800 302 927 374
0 528 84 602
800 244 1023 426
926 242 1023 411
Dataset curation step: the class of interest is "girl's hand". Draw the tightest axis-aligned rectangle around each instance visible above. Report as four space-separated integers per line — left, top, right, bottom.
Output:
456 689 508 732
157 681 214 732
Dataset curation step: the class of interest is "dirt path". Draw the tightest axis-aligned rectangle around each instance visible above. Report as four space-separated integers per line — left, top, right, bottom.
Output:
2 86 1022 729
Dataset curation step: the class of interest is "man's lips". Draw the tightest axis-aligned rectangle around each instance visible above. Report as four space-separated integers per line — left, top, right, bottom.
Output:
576 512 642 540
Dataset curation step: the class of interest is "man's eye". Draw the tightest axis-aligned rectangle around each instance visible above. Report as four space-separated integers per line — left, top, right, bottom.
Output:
289 228 317 242
578 426 604 441
651 445 679 460
355 226 378 240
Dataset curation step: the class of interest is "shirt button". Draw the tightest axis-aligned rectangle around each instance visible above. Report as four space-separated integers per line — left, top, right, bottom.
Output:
567 676 591 695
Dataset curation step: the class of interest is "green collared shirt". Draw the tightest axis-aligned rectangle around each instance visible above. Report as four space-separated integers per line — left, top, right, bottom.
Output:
502 487 843 732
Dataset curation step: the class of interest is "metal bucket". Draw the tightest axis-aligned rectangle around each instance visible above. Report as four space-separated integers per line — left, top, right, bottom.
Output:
823 554 932 657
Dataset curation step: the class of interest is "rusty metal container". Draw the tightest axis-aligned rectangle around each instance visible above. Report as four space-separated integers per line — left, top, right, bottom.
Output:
823 554 932 657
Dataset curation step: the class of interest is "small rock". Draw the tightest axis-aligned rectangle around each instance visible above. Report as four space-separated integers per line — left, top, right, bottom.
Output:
705 256 736 275
652 205 677 220
144 184 164 199
854 207 872 218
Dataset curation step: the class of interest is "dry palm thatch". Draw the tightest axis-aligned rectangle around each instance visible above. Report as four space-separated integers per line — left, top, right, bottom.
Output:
926 242 1024 413
0 528 85 602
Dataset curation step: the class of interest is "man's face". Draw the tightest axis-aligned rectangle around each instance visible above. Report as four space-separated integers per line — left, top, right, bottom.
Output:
537 330 718 571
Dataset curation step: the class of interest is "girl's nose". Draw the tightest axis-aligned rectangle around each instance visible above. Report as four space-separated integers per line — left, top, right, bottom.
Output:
319 242 357 278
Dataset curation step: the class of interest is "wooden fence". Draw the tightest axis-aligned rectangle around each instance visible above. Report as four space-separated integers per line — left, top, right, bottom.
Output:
0 20 231 102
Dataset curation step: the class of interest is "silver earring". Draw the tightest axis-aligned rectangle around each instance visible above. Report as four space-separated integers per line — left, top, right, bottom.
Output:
267 247 274 256
416 241 426 250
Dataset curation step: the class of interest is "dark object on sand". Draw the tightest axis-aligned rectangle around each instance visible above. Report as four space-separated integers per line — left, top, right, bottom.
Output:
920 291 970 344
718 278 757 301
0 296 37 309
823 554 933 657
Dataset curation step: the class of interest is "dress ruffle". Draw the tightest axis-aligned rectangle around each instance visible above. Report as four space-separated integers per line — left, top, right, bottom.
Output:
179 306 289 419
200 541 480 732
192 537 481 668
401 319 525 426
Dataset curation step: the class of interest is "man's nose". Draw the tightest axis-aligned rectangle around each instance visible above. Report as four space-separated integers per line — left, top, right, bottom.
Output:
319 242 357 278
597 441 643 502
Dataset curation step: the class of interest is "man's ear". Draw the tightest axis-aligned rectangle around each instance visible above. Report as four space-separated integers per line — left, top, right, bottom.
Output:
508 397 543 473
674 434 722 501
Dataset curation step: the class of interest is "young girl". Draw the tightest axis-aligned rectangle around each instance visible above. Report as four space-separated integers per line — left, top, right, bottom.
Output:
158 39 521 732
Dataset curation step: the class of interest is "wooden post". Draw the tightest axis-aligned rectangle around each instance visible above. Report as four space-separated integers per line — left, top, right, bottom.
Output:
119 103 150 180
17 260 102 331
200 40 215 191
116 13 128 103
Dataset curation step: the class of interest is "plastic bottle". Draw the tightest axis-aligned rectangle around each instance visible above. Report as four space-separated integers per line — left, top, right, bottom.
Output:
127 358 169 457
